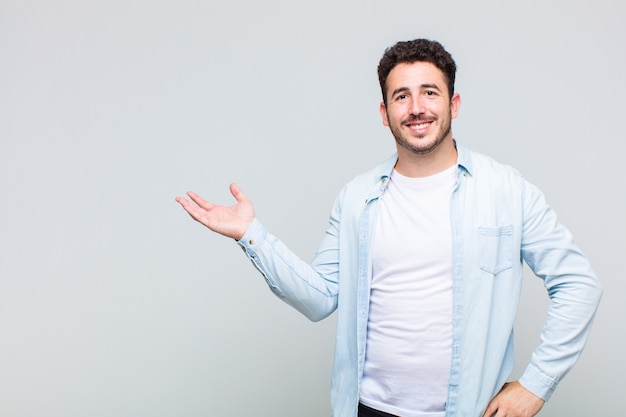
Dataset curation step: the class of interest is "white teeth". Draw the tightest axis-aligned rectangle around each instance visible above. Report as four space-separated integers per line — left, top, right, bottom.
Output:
410 123 430 130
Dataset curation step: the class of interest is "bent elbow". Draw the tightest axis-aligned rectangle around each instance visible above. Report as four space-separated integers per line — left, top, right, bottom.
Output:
306 309 334 323
297 297 337 323
592 281 603 307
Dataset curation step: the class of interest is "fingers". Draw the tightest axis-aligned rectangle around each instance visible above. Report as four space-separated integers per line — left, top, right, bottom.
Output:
175 195 204 222
185 186 246 209
482 383 507 417
481 382 543 417
186 191 216 211
482 400 498 417
175 196 193 211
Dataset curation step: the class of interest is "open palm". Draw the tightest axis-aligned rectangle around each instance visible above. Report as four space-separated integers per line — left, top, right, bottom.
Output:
176 183 255 240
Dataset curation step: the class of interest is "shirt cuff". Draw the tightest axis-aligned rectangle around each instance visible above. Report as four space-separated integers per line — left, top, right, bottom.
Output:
237 218 268 251
519 362 558 402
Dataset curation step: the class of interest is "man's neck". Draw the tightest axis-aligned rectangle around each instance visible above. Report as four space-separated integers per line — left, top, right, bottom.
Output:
394 138 458 178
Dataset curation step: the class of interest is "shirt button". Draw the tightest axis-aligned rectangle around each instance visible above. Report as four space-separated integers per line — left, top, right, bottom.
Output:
249 239 254 245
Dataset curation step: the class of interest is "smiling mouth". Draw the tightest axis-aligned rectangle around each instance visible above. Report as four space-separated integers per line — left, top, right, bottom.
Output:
406 120 433 131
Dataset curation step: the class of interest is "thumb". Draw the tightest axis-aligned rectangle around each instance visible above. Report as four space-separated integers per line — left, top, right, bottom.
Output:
230 182 246 202
230 183 249 204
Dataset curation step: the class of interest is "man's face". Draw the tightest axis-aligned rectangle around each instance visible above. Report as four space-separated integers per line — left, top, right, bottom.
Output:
380 61 461 157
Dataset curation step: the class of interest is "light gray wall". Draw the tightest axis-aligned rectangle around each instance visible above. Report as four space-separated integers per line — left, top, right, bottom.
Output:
1 1 623 416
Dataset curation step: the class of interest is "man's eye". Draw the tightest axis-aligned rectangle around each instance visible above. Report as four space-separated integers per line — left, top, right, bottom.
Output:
397 94 408 100
425 90 436 96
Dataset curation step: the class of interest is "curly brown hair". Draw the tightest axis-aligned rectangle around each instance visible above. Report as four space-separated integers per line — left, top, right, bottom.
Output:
377 39 457 105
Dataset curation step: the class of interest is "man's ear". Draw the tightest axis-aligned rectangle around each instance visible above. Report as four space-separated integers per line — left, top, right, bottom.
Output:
380 101 390 127
450 93 461 119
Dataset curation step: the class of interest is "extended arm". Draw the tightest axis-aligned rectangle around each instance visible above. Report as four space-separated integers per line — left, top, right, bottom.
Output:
176 183 340 321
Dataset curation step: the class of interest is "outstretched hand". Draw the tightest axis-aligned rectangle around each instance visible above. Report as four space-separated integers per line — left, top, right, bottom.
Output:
482 381 544 417
175 183 255 241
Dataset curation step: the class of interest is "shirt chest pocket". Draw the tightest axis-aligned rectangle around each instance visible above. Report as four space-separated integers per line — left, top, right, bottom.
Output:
478 225 514 275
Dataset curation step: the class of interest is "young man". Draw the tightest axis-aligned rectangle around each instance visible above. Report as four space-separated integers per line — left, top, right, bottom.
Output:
176 39 602 417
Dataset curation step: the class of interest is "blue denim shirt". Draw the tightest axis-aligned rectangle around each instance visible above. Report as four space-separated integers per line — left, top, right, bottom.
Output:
237 144 602 417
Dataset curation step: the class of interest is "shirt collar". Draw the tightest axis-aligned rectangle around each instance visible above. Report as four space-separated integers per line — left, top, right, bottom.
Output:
455 141 473 176
376 139 473 184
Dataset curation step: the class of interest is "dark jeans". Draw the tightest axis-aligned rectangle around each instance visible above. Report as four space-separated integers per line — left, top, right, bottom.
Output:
358 403 399 417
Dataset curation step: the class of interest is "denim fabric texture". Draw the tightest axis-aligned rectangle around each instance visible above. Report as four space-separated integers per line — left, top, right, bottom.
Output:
237 143 602 417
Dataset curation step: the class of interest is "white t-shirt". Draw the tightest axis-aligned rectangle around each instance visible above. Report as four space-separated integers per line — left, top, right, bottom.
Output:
360 165 457 417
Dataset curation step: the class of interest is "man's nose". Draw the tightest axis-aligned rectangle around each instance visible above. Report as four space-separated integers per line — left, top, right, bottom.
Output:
410 95 426 115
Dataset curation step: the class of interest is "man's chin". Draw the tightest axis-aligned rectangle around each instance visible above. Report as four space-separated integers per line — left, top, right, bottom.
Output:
397 138 440 156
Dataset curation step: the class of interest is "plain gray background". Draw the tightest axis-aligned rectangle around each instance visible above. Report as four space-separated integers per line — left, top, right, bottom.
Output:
1 1 624 416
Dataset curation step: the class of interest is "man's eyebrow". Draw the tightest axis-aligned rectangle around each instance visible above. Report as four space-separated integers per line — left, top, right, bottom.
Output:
390 83 443 98
421 83 442 91
390 86 411 98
